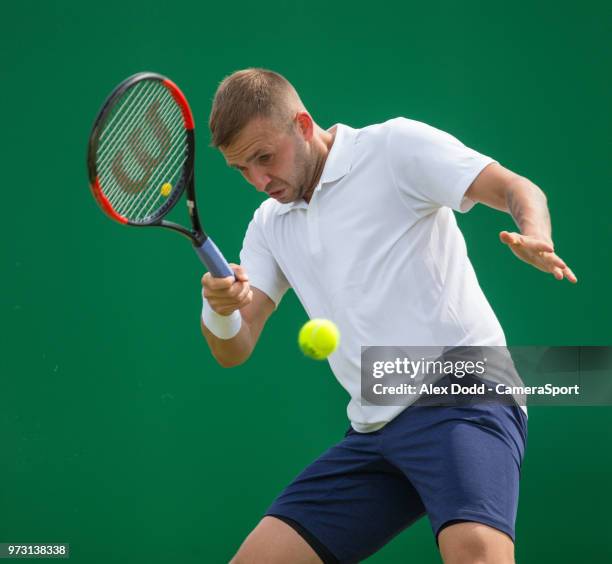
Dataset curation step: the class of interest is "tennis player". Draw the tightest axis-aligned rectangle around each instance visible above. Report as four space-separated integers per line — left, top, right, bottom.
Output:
200 69 576 564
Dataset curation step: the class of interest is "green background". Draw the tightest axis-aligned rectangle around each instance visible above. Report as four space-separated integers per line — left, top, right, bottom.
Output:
1 0 610 562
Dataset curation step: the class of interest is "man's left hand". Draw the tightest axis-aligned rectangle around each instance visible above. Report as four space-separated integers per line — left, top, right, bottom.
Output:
499 231 578 283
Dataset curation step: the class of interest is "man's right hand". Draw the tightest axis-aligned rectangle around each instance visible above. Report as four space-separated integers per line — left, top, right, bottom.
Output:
200 265 275 367
202 264 253 316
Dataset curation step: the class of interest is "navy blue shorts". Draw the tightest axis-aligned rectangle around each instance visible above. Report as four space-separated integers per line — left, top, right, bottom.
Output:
266 402 527 563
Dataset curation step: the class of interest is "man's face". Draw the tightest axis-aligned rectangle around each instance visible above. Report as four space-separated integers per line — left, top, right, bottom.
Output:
221 116 314 204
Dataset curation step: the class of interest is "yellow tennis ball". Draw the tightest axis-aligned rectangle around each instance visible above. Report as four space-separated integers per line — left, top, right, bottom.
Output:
160 182 172 197
298 319 340 360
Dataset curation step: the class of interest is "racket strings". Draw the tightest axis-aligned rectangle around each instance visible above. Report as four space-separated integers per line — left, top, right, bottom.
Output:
97 81 169 169
124 140 187 218
119 143 185 220
96 80 188 223
98 82 183 206
97 81 160 169
115 101 186 210
99 90 175 183
101 100 177 207
107 101 182 212
97 84 173 195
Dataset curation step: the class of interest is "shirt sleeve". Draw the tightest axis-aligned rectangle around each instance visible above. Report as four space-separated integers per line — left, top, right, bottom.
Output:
386 118 496 214
239 207 290 307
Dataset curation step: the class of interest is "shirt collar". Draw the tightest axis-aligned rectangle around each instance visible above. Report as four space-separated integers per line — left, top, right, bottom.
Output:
276 123 356 215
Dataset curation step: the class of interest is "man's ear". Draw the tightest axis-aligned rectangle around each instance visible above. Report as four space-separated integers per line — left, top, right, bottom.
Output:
295 111 314 141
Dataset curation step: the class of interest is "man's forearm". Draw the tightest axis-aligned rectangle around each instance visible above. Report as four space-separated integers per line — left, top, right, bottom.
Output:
505 177 553 245
467 163 576 282
201 316 254 368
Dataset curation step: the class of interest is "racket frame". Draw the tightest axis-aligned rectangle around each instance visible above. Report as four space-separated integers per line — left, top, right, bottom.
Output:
87 72 234 278
87 72 205 244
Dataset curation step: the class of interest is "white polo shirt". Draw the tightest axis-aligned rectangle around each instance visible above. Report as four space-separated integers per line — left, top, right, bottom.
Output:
240 117 506 432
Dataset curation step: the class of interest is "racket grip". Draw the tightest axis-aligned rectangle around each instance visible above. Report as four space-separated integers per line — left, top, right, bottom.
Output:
194 238 235 278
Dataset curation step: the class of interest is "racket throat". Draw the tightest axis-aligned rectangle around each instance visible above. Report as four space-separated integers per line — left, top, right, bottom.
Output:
157 219 204 244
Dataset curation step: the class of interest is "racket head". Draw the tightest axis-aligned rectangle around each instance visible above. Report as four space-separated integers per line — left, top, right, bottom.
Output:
87 72 195 227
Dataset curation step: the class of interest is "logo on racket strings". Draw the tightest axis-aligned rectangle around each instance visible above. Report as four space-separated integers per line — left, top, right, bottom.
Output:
111 101 171 194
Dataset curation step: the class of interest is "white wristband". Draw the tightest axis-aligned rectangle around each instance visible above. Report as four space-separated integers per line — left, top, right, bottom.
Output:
201 297 242 340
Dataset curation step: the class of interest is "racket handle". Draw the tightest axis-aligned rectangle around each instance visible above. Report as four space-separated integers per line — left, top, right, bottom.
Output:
194 238 235 278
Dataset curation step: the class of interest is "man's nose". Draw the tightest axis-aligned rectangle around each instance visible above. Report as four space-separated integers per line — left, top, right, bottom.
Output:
250 169 271 192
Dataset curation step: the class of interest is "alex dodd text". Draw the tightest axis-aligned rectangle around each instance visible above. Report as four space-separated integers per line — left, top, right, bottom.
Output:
372 382 580 397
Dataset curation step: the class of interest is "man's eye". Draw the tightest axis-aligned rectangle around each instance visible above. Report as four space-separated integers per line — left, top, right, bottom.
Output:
259 154 272 163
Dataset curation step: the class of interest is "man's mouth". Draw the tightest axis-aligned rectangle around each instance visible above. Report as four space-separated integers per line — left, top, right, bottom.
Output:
267 187 285 198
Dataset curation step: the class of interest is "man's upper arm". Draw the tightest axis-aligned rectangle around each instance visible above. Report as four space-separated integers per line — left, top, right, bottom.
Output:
240 286 276 346
387 118 498 213
465 162 522 212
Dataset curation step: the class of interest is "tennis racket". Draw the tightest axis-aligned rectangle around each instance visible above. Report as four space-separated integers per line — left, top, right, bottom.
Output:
87 71 234 278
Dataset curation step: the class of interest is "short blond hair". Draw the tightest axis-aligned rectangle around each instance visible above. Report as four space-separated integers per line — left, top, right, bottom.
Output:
209 68 302 148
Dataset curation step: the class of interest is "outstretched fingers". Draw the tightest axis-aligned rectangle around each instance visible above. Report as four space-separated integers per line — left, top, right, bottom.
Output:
499 231 577 283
